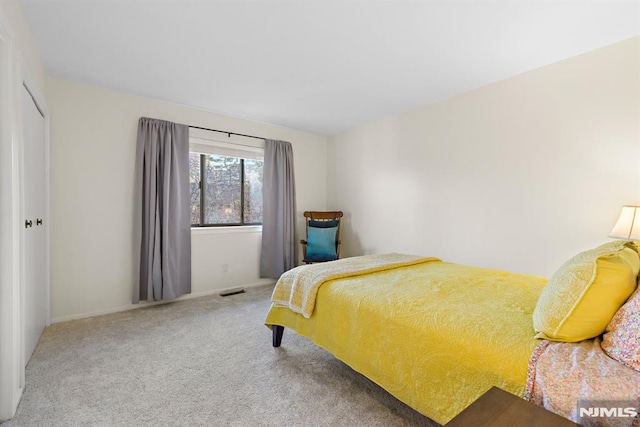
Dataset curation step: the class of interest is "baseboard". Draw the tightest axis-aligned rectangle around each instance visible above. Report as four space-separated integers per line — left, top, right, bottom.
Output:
50 280 276 324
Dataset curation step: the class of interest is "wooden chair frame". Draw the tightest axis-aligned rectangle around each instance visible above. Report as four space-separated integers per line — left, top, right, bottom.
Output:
300 211 343 264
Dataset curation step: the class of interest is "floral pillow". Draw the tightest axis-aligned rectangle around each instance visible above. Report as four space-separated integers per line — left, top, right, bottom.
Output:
601 286 640 372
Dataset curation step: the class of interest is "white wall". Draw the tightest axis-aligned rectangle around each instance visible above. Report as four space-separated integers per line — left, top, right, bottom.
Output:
328 37 640 277
47 78 328 322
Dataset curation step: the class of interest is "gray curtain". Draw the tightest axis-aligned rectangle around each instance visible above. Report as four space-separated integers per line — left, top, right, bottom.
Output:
134 117 191 302
260 139 297 278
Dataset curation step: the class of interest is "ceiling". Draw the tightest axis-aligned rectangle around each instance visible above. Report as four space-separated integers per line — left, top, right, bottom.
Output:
21 0 639 136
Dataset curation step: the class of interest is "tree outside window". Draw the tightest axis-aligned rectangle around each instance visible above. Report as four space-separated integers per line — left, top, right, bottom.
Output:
189 152 263 226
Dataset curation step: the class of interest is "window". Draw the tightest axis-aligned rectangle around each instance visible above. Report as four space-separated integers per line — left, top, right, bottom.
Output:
189 137 264 227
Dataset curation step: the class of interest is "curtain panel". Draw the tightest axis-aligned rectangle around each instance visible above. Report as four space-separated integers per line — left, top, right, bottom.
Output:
260 139 297 278
134 117 191 302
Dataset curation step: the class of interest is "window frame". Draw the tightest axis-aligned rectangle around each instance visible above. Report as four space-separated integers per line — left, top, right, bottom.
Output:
191 152 263 228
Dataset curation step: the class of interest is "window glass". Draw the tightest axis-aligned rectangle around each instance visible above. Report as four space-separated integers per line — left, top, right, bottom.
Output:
204 155 241 224
244 159 264 224
189 152 201 225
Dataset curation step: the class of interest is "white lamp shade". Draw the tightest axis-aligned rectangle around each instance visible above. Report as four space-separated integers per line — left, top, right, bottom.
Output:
609 206 640 240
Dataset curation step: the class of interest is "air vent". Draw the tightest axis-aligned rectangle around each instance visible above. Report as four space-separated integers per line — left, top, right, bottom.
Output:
219 288 245 297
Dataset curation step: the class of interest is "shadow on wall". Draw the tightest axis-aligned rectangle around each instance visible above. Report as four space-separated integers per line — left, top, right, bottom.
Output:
340 211 365 258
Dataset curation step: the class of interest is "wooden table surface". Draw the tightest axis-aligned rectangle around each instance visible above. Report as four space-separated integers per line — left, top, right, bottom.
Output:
444 386 580 427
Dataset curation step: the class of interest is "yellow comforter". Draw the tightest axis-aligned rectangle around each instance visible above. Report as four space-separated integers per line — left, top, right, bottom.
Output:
265 257 547 424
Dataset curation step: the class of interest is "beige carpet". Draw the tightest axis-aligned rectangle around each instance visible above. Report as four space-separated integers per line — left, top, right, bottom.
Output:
2 285 439 426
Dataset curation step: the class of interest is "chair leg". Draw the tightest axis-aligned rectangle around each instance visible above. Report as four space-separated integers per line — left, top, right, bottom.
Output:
272 325 284 347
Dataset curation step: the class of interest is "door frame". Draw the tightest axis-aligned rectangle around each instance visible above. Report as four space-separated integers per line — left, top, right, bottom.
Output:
0 9 21 420
0 7 50 421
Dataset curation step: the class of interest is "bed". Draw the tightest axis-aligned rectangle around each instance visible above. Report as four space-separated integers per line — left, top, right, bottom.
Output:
265 247 640 426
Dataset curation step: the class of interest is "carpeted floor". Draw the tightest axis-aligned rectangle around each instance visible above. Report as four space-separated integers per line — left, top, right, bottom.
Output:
3 285 439 426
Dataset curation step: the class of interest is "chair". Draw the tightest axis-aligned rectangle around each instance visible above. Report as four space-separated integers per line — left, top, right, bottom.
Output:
300 211 343 264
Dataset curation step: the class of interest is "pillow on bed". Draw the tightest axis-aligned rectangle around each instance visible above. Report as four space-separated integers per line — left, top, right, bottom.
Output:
601 287 640 372
305 226 338 262
533 241 640 342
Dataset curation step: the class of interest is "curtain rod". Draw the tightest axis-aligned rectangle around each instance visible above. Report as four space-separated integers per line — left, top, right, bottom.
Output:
188 125 266 142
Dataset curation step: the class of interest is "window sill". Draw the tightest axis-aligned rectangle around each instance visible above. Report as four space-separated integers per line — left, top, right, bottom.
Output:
191 225 262 235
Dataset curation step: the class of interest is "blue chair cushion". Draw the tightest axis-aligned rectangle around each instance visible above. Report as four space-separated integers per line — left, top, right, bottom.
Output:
305 226 338 262
308 219 339 228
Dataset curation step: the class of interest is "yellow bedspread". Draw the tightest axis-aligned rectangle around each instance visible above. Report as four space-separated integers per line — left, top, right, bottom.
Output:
271 253 439 318
265 258 547 424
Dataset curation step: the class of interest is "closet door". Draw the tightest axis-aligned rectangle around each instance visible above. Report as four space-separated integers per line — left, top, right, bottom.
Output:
21 84 46 365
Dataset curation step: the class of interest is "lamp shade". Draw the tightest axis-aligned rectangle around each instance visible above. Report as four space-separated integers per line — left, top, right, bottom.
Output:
609 206 640 240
